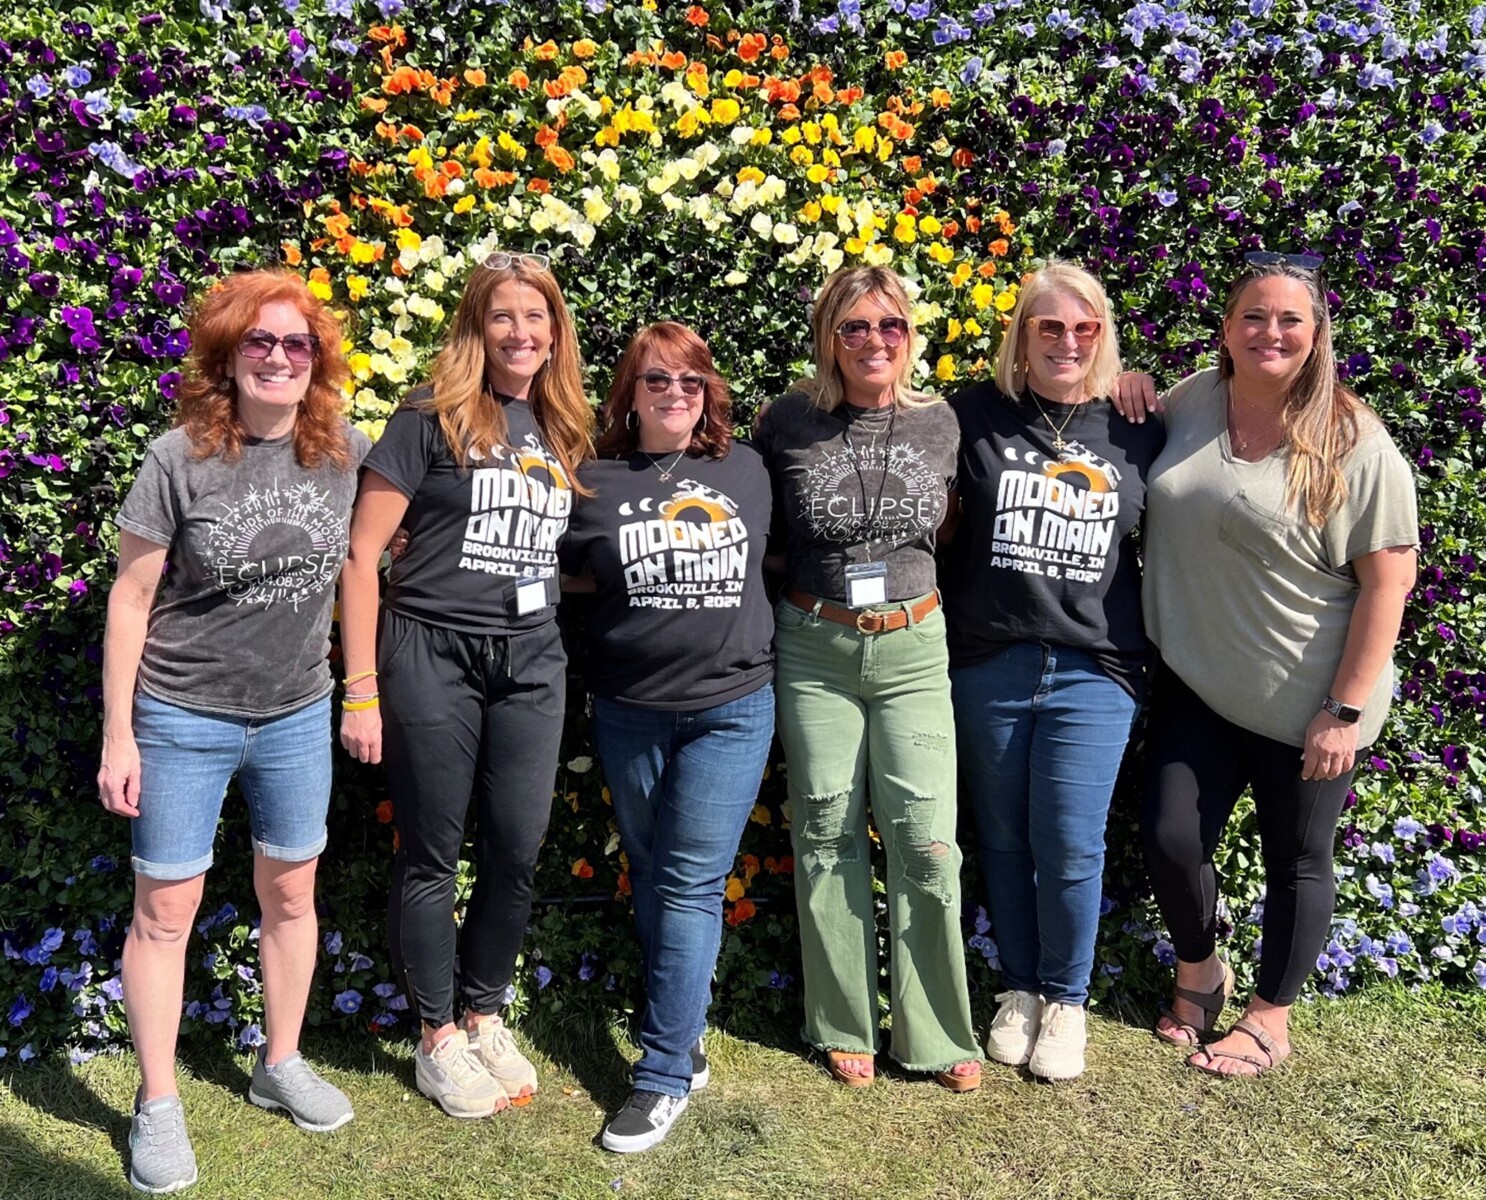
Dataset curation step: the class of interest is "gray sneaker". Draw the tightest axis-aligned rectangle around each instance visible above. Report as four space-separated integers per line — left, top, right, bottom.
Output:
248 1049 355 1132
129 1093 198 1194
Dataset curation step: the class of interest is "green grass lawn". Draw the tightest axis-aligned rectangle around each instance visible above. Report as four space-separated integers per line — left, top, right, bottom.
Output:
3 985 1485 1200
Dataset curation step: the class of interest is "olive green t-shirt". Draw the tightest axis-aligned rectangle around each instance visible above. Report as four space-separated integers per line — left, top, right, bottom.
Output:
1142 369 1418 748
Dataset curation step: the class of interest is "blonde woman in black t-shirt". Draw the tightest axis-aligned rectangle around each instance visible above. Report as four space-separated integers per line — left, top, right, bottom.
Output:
941 262 1163 1081
339 250 593 1119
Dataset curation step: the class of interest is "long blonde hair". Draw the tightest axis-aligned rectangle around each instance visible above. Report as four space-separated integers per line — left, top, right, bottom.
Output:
790 266 936 411
1220 263 1377 526
421 260 594 490
993 261 1123 401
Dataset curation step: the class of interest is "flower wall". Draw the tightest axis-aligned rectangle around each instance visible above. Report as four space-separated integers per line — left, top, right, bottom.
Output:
1 0 1483 1062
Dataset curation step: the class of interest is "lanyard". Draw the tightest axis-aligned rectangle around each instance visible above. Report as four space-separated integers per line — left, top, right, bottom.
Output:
842 405 896 563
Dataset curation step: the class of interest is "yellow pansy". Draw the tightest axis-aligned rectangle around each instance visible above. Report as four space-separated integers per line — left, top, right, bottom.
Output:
918 215 942 236
723 68 744 88
750 127 772 146
710 97 740 123
994 286 1019 312
349 241 380 265
396 229 422 252
821 194 843 214
877 137 894 162
677 108 708 137
821 147 841 167
801 200 822 222
945 318 962 343
802 121 822 144
790 145 814 167
348 352 372 378
453 195 476 214
471 136 493 168
935 354 957 381
806 163 830 185
972 282 994 310
964 317 984 336
845 235 866 255
496 131 527 160
853 126 876 152
781 125 802 145
862 242 894 266
928 241 955 264
347 276 370 303
950 262 973 287
737 165 765 185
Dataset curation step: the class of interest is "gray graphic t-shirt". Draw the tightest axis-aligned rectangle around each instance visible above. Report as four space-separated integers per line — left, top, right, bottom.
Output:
755 391 958 603
116 423 371 718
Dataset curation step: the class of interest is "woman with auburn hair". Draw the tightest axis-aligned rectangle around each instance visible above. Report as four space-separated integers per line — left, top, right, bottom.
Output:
561 322 774 1152
1137 256 1417 1076
99 269 366 1194
941 262 1164 1081
754 266 982 1092
339 249 592 1119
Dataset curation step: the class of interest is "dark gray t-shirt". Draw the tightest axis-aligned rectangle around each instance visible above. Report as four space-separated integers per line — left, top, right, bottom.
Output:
115 423 371 718
755 391 958 603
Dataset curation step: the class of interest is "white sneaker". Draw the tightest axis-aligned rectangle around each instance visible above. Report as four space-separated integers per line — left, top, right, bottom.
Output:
601 1089 689 1154
466 1012 539 1104
415 1031 506 1118
1028 1001 1086 1081
985 990 1044 1066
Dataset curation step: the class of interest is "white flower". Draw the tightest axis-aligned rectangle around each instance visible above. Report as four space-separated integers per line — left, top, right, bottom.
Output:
730 125 755 145
724 269 749 285
583 190 614 224
749 212 774 238
595 148 621 182
615 183 643 214
566 755 594 773
773 222 800 245
444 178 465 196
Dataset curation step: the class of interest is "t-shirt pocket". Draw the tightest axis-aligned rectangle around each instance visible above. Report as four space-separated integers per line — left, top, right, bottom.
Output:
1217 490 1292 568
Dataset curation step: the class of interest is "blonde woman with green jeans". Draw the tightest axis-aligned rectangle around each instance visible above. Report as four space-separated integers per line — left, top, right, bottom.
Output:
754 266 980 1091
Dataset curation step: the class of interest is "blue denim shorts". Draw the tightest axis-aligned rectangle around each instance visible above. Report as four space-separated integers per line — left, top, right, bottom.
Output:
130 691 333 881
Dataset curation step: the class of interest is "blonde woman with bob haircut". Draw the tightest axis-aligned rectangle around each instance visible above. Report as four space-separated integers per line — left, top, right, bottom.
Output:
339 249 593 1118
940 261 1165 1081
754 265 982 1092
1138 255 1417 1076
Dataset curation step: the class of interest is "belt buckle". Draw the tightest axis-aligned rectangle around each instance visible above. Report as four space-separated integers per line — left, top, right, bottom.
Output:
855 610 885 635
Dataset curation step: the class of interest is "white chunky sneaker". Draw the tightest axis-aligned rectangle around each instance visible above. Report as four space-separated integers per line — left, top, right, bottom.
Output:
466 1012 539 1105
415 1030 507 1118
985 990 1044 1066
1027 1001 1087 1081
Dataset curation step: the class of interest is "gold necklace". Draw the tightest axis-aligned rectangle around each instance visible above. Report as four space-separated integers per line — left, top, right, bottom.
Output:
1028 393 1085 451
647 449 687 482
1226 385 1285 458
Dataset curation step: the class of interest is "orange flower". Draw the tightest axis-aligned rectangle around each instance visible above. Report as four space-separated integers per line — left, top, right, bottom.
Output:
951 147 976 168
966 214 983 233
509 68 530 89
323 212 351 239
725 899 757 927
545 144 576 173
812 79 834 104
526 177 551 194
463 67 486 87
902 154 922 175
473 166 499 188
884 49 907 70
400 124 424 141
931 87 952 108
383 65 422 95
280 242 302 266
368 24 405 45
616 872 632 897
988 238 1010 257
573 38 598 59
659 49 687 70
440 160 463 179
979 261 998 277
737 32 767 63
685 4 709 25
706 33 724 52
942 219 960 238
771 42 789 61
375 799 393 824
778 103 800 121
916 175 938 194
836 85 864 104
534 124 558 148
571 858 595 879
360 96 388 113
533 39 559 61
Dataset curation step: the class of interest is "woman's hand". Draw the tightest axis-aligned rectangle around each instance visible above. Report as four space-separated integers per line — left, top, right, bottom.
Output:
1110 371 1163 423
98 731 143 817
1301 709 1359 781
389 527 410 560
340 706 383 765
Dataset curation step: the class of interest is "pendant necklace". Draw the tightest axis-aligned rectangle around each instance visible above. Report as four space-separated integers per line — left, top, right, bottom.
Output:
648 449 687 483
1028 393 1083 451
1227 385 1283 458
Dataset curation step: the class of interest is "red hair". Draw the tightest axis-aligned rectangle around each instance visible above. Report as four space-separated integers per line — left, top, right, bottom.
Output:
174 269 352 470
596 322 732 460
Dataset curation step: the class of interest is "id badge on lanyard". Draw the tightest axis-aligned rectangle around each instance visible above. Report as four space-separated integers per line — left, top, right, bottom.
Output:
513 576 549 616
844 560 888 608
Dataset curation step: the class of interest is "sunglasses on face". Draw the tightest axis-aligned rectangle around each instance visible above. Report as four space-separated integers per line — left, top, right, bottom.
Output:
482 251 551 272
1026 316 1103 344
640 371 706 397
1244 250 1324 270
237 329 320 365
835 317 911 349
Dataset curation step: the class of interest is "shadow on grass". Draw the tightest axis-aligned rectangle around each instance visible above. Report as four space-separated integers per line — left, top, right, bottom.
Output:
1 1061 132 1197
521 999 636 1112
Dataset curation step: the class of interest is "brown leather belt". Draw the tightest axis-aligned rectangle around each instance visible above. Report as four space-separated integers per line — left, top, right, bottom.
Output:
784 588 940 635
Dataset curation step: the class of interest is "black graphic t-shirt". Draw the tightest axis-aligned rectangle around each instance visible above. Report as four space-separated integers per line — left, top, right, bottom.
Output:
561 443 774 710
941 383 1165 698
365 388 574 635
115 422 372 718
754 391 958 603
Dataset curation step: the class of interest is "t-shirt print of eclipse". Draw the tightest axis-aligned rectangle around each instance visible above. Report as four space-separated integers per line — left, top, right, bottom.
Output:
207 476 348 610
991 439 1124 582
800 439 946 545
459 431 574 579
616 478 750 609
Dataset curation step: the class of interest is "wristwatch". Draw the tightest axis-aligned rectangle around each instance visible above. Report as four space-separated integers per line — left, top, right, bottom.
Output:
1322 696 1363 724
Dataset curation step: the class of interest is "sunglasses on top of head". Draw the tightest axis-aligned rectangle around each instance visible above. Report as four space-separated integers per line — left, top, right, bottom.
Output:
1026 316 1104 344
237 329 321 365
640 371 706 396
481 250 551 273
835 317 911 349
1243 250 1325 271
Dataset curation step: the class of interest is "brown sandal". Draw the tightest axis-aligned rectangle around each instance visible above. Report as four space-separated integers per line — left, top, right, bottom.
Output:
825 1049 875 1088
935 1061 982 1092
1154 959 1235 1046
1188 1017 1289 1078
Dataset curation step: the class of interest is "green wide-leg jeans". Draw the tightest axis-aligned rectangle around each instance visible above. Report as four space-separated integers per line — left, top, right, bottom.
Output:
774 595 980 1071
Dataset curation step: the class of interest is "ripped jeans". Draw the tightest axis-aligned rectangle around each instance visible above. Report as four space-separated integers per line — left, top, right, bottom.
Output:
773 596 979 1071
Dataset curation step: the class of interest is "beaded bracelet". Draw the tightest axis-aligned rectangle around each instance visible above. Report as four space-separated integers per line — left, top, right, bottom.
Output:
342 694 380 712
344 670 378 687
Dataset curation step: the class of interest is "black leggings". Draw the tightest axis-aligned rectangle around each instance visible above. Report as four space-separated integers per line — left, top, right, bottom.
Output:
1141 664 1354 1006
380 610 566 1028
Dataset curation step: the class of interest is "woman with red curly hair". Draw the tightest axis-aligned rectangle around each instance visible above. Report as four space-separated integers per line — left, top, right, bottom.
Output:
99 269 368 1193
560 322 774 1152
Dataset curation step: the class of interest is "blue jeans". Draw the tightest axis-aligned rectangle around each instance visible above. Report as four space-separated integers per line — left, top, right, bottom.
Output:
130 691 332 881
590 684 775 1097
950 645 1138 1005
